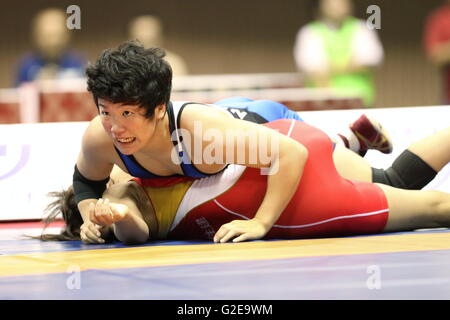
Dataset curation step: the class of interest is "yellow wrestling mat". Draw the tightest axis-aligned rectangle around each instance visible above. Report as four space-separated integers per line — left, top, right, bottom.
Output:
2 231 450 277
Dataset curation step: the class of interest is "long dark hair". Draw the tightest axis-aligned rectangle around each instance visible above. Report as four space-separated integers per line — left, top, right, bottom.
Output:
36 186 83 241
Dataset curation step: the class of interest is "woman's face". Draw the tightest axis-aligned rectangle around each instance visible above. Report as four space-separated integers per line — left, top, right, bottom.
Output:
319 0 352 23
98 99 165 155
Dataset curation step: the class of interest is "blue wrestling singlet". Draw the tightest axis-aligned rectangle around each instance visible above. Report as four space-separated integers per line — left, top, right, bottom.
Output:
114 97 303 179
213 97 302 122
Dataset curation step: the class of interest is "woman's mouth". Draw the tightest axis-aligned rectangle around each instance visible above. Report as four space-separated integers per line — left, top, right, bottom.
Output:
116 137 136 144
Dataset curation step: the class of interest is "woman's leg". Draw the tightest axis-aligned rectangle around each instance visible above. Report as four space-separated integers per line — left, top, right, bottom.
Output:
334 126 450 188
372 127 450 190
333 144 373 182
377 183 450 232
406 126 450 172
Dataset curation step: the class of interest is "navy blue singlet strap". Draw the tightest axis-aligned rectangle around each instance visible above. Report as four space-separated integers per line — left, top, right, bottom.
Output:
114 101 228 179
114 150 156 178
112 102 184 178
170 102 228 178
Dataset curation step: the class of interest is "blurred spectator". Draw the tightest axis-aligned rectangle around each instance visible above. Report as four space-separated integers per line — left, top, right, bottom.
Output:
15 8 85 86
293 0 384 107
128 15 189 76
423 0 450 104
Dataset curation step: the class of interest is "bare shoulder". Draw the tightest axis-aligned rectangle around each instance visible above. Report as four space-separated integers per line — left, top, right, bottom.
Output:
104 181 150 212
103 181 136 199
181 103 231 122
77 116 115 179
179 103 237 131
81 116 114 159
83 116 110 147
180 102 272 133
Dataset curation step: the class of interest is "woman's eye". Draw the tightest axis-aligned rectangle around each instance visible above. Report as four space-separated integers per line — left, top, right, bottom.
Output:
123 110 134 117
100 110 109 116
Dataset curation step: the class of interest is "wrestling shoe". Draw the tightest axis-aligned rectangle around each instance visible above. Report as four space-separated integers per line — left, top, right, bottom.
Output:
350 114 393 154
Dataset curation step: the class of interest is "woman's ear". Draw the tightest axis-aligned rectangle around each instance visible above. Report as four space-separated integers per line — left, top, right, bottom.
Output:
155 104 167 120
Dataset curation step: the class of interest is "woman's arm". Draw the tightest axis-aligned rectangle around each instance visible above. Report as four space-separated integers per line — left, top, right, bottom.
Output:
214 135 308 243
181 105 309 242
89 199 149 244
75 116 115 226
89 182 152 244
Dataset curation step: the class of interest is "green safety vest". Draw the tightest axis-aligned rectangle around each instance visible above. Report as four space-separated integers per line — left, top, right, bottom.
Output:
309 17 375 107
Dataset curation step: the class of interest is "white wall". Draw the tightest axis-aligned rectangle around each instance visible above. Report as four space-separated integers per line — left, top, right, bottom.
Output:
301 105 450 191
0 122 88 220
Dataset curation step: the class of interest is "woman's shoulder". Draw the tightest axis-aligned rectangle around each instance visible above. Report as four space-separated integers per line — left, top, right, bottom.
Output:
180 102 230 120
81 116 114 154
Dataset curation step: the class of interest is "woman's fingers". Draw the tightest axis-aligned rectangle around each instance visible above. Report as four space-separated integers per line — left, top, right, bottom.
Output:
213 225 227 243
231 233 251 243
84 200 112 244
97 198 113 225
109 203 128 222
213 219 268 243
80 222 104 244
88 202 101 225
218 229 238 243
89 198 129 229
90 198 114 226
214 222 241 243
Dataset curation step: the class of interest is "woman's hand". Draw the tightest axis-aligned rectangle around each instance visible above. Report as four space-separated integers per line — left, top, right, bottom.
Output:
89 198 129 226
213 218 269 243
80 220 105 244
80 198 129 244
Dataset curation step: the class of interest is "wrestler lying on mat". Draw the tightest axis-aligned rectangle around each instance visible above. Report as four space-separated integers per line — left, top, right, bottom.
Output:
39 119 447 244
71 41 398 244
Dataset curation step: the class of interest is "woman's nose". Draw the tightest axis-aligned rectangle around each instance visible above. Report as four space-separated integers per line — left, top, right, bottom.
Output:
110 119 125 134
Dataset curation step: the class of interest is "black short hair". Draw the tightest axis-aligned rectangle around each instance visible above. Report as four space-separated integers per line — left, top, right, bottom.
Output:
86 40 172 118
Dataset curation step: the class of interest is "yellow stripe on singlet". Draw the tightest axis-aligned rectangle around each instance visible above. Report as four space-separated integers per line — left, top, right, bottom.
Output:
1 231 450 277
143 180 194 239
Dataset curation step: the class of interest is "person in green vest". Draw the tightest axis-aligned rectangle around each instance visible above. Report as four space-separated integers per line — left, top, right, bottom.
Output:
293 0 384 107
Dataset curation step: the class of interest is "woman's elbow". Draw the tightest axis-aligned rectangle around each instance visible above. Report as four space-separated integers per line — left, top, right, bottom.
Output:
276 141 308 175
289 142 308 164
114 229 149 245
298 143 308 159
